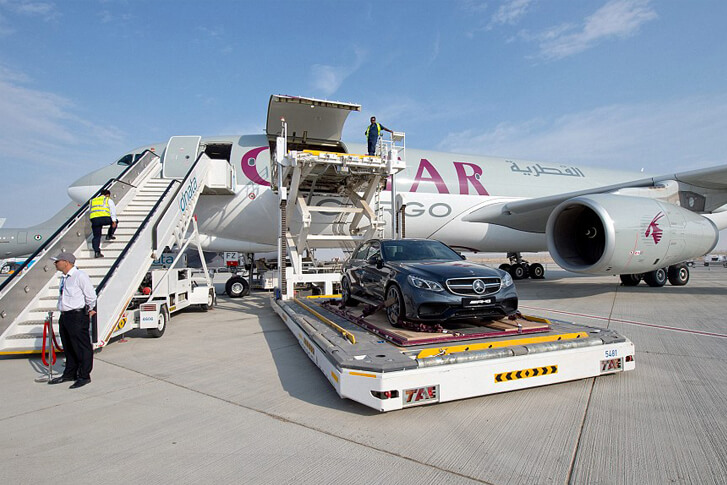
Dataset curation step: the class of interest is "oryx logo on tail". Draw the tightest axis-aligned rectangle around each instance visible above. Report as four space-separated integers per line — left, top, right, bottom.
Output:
645 212 665 244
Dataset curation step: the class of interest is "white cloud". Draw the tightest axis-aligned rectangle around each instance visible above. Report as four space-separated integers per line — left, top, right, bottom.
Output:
490 0 534 28
0 64 127 225
0 0 58 21
309 48 367 97
530 0 658 60
437 94 727 174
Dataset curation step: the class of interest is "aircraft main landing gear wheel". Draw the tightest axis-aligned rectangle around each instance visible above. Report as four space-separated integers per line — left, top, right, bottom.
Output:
225 275 250 298
667 264 689 286
498 264 511 272
643 268 667 287
385 285 404 328
509 264 528 280
529 263 545 279
620 274 641 286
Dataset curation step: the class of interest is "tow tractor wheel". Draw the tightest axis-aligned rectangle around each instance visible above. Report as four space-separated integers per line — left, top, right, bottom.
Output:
225 275 250 298
620 274 642 286
385 284 404 328
667 264 690 286
643 268 667 287
201 289 215 311
530 263 545 279
341 277 358 306
509 264 528 280
147 304 169 338
498 263 511 272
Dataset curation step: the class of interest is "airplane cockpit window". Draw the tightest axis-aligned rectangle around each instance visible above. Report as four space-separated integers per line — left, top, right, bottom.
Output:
116 154 133 166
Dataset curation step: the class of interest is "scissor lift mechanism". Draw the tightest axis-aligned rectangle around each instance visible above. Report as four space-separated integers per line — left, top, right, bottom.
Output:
272 119 405 299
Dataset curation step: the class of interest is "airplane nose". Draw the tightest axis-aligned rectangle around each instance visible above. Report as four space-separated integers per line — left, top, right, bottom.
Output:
67 185 96 203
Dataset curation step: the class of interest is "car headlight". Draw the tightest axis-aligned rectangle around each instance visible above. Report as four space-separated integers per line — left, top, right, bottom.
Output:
408 275 444 292
502 272 514 288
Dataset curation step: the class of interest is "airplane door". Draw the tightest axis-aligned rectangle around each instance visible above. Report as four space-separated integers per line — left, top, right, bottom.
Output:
17 231 27 245
162 136 201 179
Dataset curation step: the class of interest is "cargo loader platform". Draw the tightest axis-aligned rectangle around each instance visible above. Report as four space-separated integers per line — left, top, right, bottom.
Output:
273 296 636 412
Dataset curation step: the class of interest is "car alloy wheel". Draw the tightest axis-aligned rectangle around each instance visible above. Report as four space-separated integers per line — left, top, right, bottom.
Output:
386 285 404 328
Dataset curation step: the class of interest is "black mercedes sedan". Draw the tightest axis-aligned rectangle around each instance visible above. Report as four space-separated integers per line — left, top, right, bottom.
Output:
341 238 518 327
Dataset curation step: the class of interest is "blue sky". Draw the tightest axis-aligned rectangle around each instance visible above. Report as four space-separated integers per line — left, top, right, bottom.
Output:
1 0 727 247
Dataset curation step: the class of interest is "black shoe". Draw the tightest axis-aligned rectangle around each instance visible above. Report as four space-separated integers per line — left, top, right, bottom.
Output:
49 376 75 385
94 252 104 258
106 236 116 240
69 378 91 389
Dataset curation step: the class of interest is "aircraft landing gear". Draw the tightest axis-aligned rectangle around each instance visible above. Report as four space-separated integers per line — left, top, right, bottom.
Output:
619 263 690 287
500 252 545 280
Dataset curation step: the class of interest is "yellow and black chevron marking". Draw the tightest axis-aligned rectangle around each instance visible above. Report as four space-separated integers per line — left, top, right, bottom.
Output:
114 317 127 332
495 365 557 383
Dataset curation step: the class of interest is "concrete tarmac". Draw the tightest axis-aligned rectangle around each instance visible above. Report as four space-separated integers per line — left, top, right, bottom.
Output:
1 267 726 484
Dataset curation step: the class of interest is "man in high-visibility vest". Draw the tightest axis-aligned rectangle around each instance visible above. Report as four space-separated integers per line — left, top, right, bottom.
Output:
89 189 117 258
365 116 393 156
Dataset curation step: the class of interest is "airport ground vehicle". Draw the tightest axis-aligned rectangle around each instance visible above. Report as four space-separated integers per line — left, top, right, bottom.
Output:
122 268 215 338
342 238 518 327
703 254 727 267
265 104 635 411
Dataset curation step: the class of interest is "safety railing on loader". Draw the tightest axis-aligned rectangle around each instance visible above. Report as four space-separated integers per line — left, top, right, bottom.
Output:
0 151 160 338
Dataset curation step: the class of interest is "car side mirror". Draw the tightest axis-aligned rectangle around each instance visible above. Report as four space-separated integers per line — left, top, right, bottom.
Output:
367 255 384 268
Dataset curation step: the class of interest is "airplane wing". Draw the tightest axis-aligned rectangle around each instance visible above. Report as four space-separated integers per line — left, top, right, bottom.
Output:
462 163 727 233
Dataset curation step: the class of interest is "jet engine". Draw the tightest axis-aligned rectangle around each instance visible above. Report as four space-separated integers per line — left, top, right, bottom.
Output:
546 194 718 274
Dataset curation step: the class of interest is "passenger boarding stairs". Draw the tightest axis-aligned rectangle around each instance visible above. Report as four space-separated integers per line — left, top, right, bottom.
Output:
0 136 234 354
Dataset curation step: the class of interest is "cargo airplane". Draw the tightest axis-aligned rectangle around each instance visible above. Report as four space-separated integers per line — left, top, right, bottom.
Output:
6 95 727 293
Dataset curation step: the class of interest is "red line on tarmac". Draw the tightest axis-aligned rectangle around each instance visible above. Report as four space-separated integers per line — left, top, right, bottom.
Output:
520 304 727 339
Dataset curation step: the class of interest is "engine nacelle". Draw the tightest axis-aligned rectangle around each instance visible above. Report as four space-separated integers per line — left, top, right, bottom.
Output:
547 194 718 274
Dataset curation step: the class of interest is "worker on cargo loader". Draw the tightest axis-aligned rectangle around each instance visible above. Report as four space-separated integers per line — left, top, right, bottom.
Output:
365 116 393 156
89 189 117 258
48 251 97 389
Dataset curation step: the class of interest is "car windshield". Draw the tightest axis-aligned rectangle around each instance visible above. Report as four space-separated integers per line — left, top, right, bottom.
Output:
381 240 460 262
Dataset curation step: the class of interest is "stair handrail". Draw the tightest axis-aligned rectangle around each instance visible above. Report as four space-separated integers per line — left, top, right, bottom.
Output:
93 151 215 345
0 151 160 337
94 179 179 296
0 150 159 294
151 150 208 252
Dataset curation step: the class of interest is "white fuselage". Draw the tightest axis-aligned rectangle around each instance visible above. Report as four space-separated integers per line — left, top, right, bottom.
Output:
66 134 646 255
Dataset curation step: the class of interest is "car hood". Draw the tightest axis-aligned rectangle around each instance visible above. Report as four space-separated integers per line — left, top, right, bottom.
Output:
391 261 502 280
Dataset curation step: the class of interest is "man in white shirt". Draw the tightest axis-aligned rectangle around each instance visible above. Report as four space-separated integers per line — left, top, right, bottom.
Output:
48 251 97 389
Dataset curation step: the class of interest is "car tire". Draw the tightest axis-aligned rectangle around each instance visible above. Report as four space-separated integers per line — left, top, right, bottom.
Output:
530 263 545 279
225 276 249 298
341 277 358 306
643 268 667 287
385 285 404 328
620 274 641 286
667 264 689 286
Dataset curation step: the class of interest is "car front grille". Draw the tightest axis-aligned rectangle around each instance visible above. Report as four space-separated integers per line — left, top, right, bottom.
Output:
446 277 501 296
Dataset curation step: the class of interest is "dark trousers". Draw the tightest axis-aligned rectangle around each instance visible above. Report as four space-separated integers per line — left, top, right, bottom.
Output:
59 310 93 380
91 216 115 252
368 137 378 156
